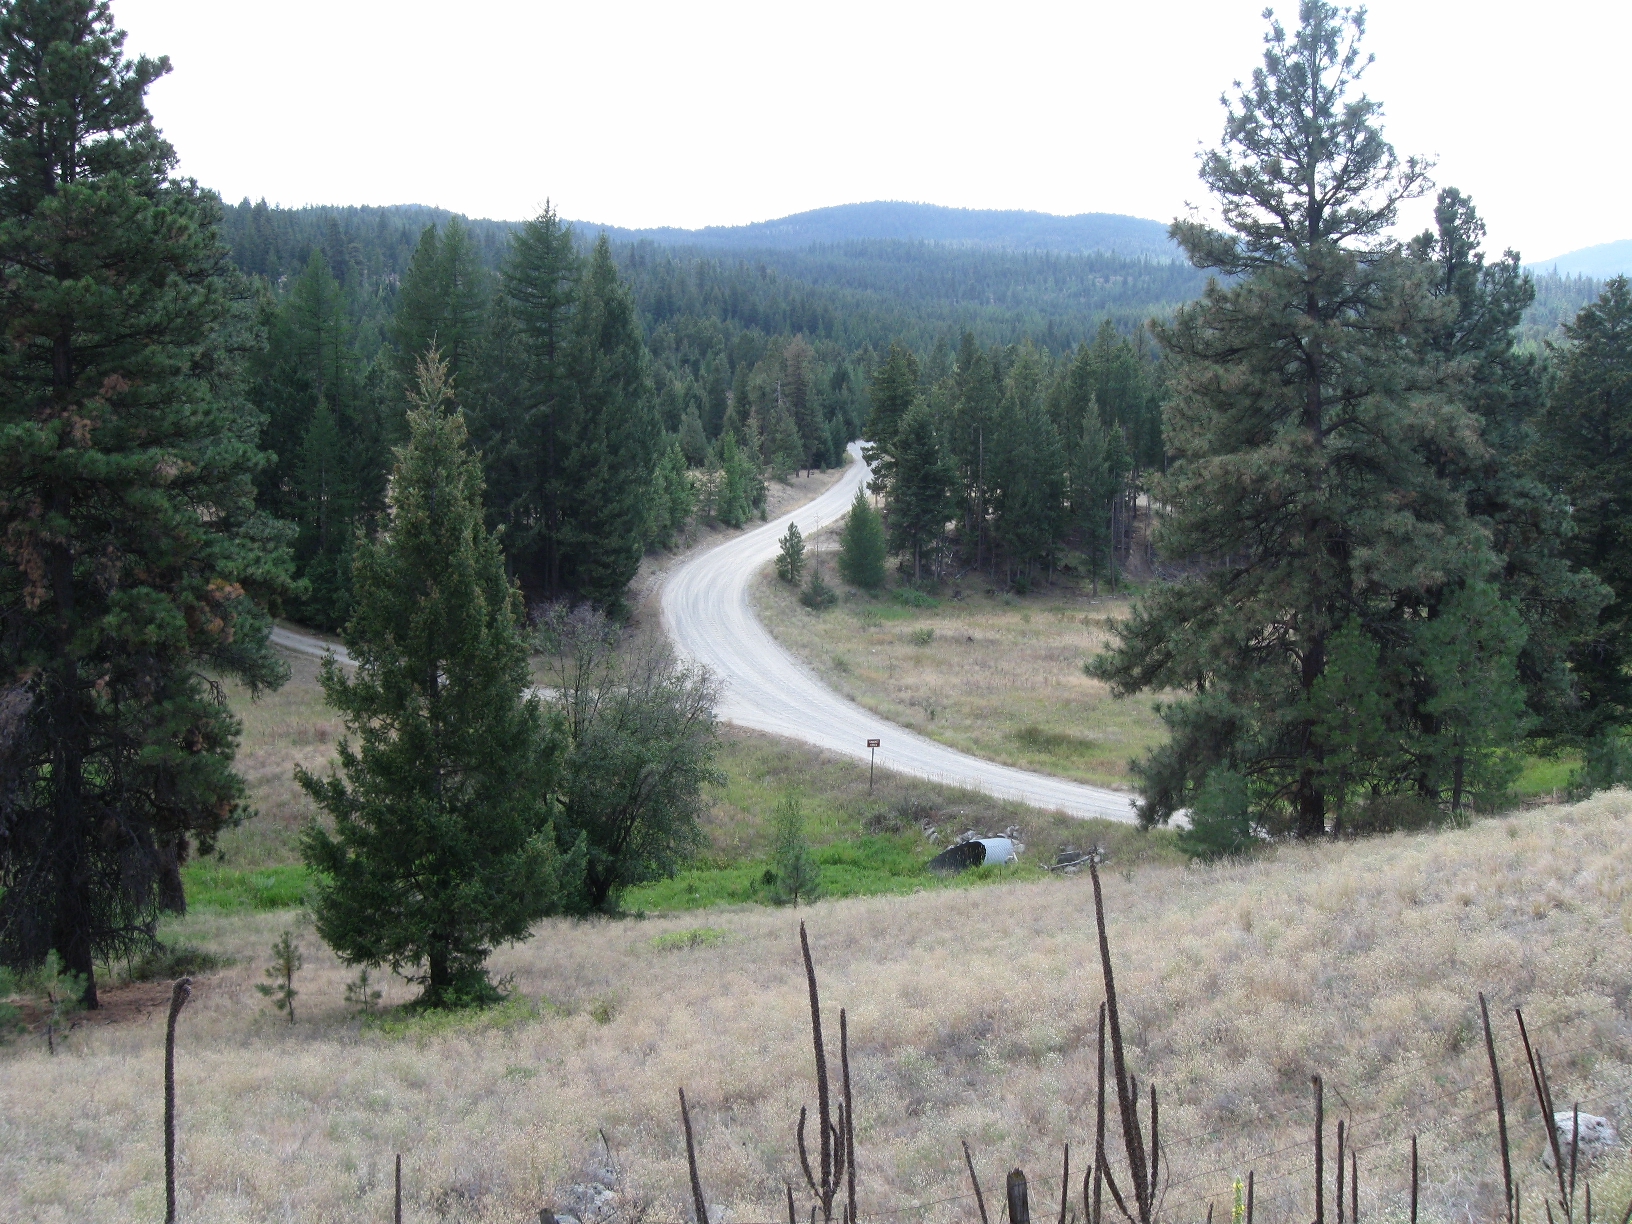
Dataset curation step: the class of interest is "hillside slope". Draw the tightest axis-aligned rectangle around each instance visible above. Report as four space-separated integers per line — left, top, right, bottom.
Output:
5 793 1629 1220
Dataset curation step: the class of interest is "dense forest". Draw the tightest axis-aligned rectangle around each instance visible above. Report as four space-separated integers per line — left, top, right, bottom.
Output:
224 198 1203 627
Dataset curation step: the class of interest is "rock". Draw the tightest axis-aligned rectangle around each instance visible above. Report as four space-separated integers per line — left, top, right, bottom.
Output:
1541 1112 1620 1167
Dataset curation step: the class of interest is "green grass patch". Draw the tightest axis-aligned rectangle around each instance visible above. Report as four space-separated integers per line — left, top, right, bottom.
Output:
181 862 310 912
1511 754 1580 799
649 927 731 951
363 993 548 1041
622 830 1053 913
1012 723 1100 759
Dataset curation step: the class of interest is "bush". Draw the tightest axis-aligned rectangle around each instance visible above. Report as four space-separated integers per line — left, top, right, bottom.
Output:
837 488 887 589
649 927 729 951
910 627 935 646
893 587 938 608
800 566 838 610
129 941 230 982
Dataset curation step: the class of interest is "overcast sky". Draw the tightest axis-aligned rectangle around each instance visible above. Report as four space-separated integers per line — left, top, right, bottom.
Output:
116 0 1625 262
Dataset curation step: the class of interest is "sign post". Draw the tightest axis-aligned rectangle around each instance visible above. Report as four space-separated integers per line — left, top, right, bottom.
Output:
867 739 881 792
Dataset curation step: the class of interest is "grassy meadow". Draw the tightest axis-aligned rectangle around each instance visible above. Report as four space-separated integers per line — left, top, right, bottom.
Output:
754 552 1176 789
4 791 1631 1221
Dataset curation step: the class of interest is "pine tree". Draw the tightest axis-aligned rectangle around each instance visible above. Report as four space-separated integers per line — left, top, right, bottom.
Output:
1538 277 1632 737
776 522 807 584
1410 190 1609 744
768 793 821 906
291 401 357 627
888 402 954 582
990 346 1066 588
557 237 662 612
838 487 887 590
1091 2 1505 836
678 405 708 466
862 341 920 495
484 201 581 598
0 1 291 1006
299 354 570 1007
645 440 696 550
390 218 488 390
950 334 1000 569
255 930 302 1023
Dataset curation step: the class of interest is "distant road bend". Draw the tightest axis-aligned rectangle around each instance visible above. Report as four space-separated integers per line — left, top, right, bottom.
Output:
662 446 1138 824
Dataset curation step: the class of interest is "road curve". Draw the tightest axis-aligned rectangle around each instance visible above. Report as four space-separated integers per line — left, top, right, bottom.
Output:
661 446 1139 823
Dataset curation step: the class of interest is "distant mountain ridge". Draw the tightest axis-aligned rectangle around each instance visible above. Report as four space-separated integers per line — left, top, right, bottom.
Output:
1530 239 1632 280
568 201 1181 261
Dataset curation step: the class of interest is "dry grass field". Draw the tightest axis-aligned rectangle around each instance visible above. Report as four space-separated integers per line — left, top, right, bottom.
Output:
752 554 1169 789
5 792 1631 1222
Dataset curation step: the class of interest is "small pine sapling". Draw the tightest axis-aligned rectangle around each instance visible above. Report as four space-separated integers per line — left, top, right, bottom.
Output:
257 931 303 1023
776 522 807 584
35 951 87 1055
345 967 383 1015
769 792 822 907
800 565 837 610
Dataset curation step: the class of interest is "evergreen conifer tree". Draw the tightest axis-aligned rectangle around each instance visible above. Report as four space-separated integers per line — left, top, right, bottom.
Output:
768 793 821 906
391 218 488 390
838 488 887 590
1538 277 1632 736
889 402 954 582
776 522 807 584
862 341 920 495
298 353 571 1007
483 201 581 598
0 1 291 1005
1410 190 1609 743
1091 2 1507 836
557 237 662 611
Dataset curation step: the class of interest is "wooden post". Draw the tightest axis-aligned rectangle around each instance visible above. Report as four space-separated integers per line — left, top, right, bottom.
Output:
164 977 193 1224
1007 1169 1030 1224
396 1154 403 1224
1313 1076 1325 1224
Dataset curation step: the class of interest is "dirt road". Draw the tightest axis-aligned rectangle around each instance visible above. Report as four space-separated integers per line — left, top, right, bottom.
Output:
661 446 1138 822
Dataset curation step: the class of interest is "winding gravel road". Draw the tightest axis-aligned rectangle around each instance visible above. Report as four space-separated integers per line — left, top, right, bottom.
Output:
661 446 1138 823
268 448 1138 823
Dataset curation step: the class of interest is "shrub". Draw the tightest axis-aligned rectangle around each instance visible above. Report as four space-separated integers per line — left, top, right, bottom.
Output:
130 941 230 982
800 566 838 610
910 627 934 646
1175 768 1258 861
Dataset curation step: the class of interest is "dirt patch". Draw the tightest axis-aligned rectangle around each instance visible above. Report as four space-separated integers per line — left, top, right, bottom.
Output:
12 975 212 1040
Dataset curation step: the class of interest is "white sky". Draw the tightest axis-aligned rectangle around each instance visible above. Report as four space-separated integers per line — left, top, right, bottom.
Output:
117 0 1626 262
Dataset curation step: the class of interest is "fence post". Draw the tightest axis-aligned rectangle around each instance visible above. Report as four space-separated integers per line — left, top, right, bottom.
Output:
1006 1169 1030 1224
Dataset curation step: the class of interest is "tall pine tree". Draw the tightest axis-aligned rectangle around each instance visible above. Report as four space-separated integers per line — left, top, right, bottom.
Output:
1091 1 1506 836
557 236 661 612
1539 277 1632 736
0 0 291 1005
299 354 571 1007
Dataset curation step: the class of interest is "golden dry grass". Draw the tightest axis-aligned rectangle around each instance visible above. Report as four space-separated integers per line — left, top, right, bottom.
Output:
752 557 1168 789
215 649 338 868
6 793 1631 1222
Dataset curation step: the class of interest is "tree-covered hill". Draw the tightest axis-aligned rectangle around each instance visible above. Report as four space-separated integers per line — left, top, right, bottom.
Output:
574 200 1178 258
